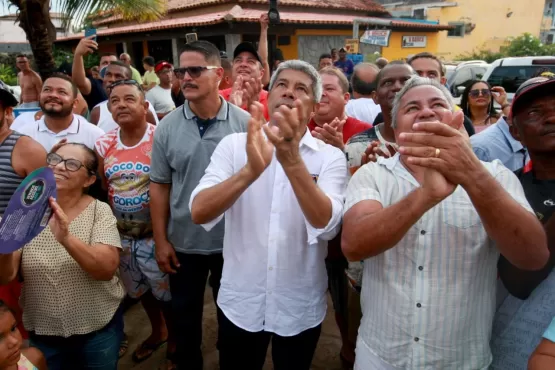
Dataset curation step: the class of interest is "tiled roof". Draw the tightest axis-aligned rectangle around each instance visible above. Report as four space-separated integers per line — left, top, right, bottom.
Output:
94 0 388 26
57 7 451 42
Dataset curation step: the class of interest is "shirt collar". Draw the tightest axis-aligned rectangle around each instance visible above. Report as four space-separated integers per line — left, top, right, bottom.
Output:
38 114 79 135
496 117 524 153
300 128 320 151
183 97 229 121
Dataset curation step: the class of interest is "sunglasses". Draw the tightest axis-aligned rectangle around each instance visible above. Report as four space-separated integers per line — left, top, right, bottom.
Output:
108 79 143 91
47 153 94 175
469 89 491 99
173 66 219 79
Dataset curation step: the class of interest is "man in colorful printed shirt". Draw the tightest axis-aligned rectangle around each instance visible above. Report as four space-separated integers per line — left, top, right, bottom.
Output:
94 80 175 366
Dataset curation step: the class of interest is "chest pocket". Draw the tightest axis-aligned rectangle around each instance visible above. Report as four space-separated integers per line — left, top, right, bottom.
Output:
442 192 482 229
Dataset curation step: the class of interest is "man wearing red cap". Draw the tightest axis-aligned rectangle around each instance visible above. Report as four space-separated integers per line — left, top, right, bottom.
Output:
147 61 176 120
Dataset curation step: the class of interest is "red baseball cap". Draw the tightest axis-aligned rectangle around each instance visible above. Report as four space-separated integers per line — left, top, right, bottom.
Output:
155 61 173 73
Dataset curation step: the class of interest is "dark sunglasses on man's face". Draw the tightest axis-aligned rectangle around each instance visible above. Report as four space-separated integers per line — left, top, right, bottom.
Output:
469 89 491 99
174 66 218 79
107 79 143 91
47 152 94 175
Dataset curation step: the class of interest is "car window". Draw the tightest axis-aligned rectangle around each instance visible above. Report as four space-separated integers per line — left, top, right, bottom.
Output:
473 66 487 80
486 65 555 93
451 68 472 88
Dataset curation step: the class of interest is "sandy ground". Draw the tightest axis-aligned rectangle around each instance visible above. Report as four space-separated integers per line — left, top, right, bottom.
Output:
118 288 343 370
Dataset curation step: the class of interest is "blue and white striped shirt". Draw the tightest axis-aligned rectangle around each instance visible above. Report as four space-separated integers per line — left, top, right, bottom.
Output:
344 155 534 369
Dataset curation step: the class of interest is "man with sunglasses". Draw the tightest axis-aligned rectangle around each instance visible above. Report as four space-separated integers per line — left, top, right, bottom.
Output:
150 40 250 370
17 74 104 152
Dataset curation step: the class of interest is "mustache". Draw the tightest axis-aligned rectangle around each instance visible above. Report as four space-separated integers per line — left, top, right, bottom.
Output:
182 83 198 89
275 98 295 109
44 98 63 104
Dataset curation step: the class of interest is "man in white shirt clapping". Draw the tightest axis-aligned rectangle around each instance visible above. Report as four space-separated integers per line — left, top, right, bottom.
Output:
189 60 348 370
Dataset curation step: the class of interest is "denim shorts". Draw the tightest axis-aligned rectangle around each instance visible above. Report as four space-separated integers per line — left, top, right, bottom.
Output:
29 309 123 370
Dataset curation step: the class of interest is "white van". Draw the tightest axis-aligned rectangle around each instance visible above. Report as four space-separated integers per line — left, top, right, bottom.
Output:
481 56 555 102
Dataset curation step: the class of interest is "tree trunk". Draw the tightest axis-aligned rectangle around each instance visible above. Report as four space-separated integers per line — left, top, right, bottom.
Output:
9 0 57 80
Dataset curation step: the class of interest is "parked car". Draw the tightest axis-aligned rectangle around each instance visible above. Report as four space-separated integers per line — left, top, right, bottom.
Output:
481 56 555 102
446 61 489 101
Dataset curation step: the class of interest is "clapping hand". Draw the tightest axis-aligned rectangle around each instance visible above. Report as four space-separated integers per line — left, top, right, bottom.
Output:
48 197 70 245
263 99 307 168
311 117 345 150
244 102 274 179
229 75 263 109
361 141 397 164
397 110 473 201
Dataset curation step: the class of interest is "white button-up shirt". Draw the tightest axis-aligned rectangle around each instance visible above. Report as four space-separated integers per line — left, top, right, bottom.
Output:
345 97 381 125
343 155 534 370
17 114 104 151
190 129 348 336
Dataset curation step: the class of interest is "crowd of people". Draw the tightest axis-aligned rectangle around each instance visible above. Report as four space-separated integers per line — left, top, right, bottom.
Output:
0 13 553 370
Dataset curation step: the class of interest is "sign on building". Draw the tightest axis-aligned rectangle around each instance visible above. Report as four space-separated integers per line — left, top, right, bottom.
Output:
344 39 359 53
402 35 427 48
360 30 391 47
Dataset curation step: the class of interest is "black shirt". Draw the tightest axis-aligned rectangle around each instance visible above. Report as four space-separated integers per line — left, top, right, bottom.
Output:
83 77 107 111
515 169 555 224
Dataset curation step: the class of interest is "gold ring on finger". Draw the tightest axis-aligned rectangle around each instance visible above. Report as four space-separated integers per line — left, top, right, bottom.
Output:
435 148 441 158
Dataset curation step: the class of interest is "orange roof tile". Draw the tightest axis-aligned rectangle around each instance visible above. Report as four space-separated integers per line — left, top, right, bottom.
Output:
94 0 388 26
58 7 450 42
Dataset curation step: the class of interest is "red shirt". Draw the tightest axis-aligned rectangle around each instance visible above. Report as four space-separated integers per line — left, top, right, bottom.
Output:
308 116 372 144
220 88 270 121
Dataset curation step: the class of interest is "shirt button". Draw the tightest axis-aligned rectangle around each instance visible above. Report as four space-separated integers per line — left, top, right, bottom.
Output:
414 337 419 342
418 266 424 271
416 303 422 308
269 267 273 271
420 230 426 235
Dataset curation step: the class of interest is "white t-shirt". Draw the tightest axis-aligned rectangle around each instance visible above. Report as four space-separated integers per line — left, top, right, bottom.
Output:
96 100 159 133
345 97 381 125
18 114 104 151
146 85 175 114
10 111 40 132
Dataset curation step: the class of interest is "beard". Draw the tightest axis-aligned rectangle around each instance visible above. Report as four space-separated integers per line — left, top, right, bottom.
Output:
40 101 73 118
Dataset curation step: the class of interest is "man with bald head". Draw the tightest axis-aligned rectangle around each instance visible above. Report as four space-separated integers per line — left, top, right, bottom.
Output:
119 53 143 84
346 62 381 124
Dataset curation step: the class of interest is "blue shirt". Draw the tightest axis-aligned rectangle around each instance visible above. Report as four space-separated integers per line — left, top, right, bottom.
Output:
334 59 354 78
470 117 527 171
545 317 555 342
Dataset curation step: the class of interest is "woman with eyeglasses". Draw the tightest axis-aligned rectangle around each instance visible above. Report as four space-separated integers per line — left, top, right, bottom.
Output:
0 143 125 370
461 80 511 133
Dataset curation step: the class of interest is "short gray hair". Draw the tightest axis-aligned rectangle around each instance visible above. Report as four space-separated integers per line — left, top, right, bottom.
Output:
269 60 323 102
391 76 455 129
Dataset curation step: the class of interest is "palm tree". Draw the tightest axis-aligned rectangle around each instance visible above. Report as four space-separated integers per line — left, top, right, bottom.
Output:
6 0 166 79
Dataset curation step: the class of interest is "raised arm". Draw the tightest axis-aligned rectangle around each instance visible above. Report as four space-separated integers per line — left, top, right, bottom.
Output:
258 14 271 86
72 37 97 96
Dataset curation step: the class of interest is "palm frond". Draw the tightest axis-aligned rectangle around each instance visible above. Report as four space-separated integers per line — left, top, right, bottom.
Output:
53 0 166 28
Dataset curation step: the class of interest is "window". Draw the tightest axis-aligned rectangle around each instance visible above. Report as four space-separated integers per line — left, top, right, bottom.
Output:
450 68 472 96
413 8 426 20
472 66 488 80
487 65 555 93
548 34 554 45
447 23 465 37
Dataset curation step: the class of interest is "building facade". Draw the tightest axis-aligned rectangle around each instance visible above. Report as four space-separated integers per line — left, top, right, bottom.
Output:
378 0 546 60
56 0 451 71
0 12 71 53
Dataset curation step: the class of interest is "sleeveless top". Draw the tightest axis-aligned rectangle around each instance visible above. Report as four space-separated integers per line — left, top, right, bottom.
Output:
96 100 160 133
0 132 25 217
18 353 38 370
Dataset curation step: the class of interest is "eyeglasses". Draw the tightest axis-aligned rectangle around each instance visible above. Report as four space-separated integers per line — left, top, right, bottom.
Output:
173 66 219 79
469 89 491 98
107 79 143 91
47 152 94 174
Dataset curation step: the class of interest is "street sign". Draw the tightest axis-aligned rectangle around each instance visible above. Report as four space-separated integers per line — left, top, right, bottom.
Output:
344 39 359 54
402 35 427 48
360 30 391 47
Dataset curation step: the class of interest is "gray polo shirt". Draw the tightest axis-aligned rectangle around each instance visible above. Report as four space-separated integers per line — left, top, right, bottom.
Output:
150 98 249 254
